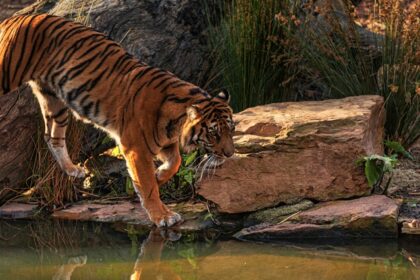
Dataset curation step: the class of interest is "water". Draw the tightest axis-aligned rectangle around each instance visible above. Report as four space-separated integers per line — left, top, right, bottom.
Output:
0 220 419 280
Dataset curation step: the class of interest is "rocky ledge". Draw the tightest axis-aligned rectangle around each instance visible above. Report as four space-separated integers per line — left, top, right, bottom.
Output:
235 195 399 240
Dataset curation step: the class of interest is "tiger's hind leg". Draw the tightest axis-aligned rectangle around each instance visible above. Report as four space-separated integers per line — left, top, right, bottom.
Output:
29 81 86 178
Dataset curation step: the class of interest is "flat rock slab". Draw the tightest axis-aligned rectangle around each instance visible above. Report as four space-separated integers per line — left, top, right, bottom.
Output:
197 96 385 213
402 220 420 235
235 195 399 241
0 202 38 219
52 200 212 231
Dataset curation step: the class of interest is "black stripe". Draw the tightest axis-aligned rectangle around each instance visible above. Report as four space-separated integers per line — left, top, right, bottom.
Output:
130 82 148 111
26 17 64 77
59 35 93 67
166 96 191 103
171 82 188 88
52 108 67 119
154 77 174 90
82 101 94 116
142 130 157 156
14 16 41 85
54 117 69 126
46 21 69 52
193 98 210 104
153 129 161 148
94 101 100 116
58 51 102 85
147 73 169 86
149 68 165 77
89 46 119 74
76 40 105 60
106 52 126 78
67 70 104 102
56 25 86 46
3 16 28 92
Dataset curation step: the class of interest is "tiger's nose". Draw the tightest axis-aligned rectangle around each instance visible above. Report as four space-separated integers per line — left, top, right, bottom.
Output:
223 148 234 158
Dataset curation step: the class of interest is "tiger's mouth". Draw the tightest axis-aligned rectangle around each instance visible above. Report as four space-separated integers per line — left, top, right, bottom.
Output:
207 156 225 168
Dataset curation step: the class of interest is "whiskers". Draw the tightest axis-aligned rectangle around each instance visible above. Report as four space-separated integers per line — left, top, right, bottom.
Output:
193 154 225 183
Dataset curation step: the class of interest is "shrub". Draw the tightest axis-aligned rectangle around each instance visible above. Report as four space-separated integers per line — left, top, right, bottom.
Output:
275 0 419 146
206 0 297 112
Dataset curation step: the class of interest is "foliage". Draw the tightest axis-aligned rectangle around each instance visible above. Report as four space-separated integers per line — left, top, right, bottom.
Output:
357 141 412 187
160 151 198 203
206 0 297 112
275 0 419 146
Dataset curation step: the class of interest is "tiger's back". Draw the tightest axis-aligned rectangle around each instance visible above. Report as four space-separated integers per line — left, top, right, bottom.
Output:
0 14 235 228
0 14 140 129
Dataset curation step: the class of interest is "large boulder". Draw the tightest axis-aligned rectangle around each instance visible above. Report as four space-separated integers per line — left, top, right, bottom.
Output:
197 96 385 213
0 88 39 203
18 0 212 84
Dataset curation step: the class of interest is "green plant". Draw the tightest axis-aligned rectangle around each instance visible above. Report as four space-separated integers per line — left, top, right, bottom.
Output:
206 0 296 112
276 0 419 146
357 141 412 188
160 151 198 203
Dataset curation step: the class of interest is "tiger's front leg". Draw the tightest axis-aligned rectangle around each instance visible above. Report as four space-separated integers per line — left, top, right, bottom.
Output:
121 142 182 227
156 143 181 186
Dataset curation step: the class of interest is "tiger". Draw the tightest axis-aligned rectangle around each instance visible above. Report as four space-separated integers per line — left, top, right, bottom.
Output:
0 14 235 227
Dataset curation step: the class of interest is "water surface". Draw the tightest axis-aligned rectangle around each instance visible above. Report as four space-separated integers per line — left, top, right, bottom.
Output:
0 220 419 280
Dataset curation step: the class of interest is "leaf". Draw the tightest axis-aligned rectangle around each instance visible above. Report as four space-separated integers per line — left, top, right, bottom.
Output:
101 136 113 145
363 154 398 172
365 158 382 187
184 151 198 166
125 178 134 196
184 171 194 185
385 140 413 160
111 146 122 157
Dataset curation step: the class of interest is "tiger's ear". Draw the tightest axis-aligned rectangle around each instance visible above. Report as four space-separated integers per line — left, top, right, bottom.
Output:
215 89 230 104
186 105 201 121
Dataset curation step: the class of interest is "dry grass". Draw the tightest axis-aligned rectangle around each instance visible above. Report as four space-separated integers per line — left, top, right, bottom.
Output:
27 118 85 208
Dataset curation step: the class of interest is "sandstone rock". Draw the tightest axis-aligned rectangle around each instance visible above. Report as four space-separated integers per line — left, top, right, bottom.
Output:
0 202 38 219
401 219 420 235
18 0 212 84
0 88 39 204
235 195 399 240
198 96 385 213
52 201 152 226
52 200 215 231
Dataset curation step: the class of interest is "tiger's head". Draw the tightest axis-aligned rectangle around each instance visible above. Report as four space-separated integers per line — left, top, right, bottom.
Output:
181 90 235 160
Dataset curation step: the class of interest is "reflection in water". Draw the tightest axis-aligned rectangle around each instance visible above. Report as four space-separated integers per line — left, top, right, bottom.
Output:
130 229 182 280
0 220 419 280
52 256 87 280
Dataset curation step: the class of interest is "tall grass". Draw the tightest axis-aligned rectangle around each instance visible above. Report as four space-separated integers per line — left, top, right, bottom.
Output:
28 119 85 208
206 0 296 112
276 0 419 146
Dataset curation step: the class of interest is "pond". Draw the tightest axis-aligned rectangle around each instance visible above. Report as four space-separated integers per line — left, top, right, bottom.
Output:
0 220 419 280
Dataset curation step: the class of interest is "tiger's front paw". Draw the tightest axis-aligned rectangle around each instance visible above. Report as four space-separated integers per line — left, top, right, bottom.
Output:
64 164 86 178
152 211 183 228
